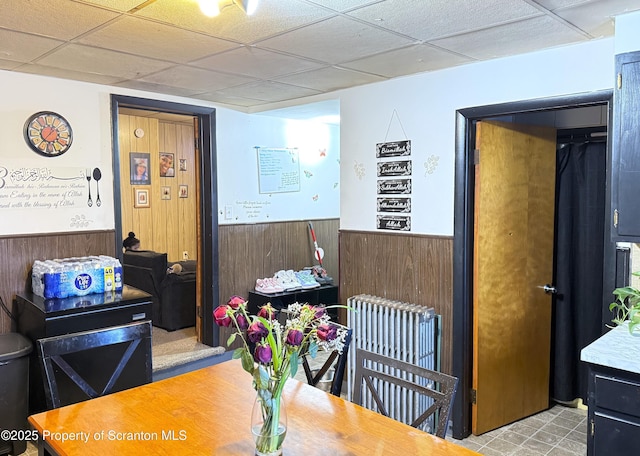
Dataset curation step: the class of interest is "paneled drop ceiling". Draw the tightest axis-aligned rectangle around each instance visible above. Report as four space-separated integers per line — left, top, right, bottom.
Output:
1 0 639 118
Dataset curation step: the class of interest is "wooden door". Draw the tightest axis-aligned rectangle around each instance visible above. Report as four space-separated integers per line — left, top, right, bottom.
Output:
472 120 557 435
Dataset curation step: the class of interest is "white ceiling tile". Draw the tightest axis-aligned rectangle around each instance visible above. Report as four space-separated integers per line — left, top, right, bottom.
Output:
0 0 120 40
341 44 473 78
258 16 414 64
0 30 64 62
303 0 383 12
135 0 334 43
275 66 385 91
554 0 640 37
0 58 25 70
78 16 241 63
74 0 150 11
430 16 587 60
347 0 543 41
192 46 325 78
140 66 258 92
219 81 322 102
37 44 174 78
16 64 125 85
191 91 267 107
534 0 598 10
114 79 202 97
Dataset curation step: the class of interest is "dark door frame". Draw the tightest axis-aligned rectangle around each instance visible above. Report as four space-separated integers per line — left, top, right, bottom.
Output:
451 90 614 439
110 94 220 347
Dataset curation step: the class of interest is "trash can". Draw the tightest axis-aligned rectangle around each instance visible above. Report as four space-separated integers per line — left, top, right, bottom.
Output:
0 333 33 456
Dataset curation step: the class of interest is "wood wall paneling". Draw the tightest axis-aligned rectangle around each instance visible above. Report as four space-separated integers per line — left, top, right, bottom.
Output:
0 231 116 334
118 114 197 263
218 219 339 347
339 230 453 375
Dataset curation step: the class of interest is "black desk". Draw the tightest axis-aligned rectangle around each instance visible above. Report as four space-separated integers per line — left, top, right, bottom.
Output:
248 285 339 320
15 286 152 412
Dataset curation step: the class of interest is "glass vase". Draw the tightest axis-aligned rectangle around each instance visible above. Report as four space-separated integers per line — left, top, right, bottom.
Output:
251 391 287 456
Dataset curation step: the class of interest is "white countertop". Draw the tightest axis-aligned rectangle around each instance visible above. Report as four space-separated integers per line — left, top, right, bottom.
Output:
581 323 640 375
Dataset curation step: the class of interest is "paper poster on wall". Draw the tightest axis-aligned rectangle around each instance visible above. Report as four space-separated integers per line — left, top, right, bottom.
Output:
257 148 300 194
376 140 411 158
377 215 411 231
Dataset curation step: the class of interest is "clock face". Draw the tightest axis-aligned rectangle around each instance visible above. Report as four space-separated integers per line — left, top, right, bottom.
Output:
24 111 73 157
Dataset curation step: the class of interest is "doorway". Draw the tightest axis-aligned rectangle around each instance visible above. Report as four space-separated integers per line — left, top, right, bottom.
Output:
451 90 617 439
110 94 220 347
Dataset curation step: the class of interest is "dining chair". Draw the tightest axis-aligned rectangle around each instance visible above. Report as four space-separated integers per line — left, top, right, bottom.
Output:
302 325 352 397
36 321 152 409
352 348 458 439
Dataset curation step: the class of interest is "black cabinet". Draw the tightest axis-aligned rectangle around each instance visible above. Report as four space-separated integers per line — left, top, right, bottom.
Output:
15 286 152 413
611 50 640 240
248 285 339 321
586 364 640 455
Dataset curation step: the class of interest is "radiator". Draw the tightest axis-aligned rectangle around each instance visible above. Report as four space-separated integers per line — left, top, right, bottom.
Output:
347 294 440 431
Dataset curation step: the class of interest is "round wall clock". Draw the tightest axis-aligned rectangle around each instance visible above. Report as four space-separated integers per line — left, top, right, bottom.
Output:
24 111 73 157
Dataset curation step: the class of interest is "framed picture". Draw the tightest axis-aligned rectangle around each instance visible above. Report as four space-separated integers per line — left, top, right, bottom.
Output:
160 152 175 177
161 186 171 200
134 188 150 208
179 159 187 172
130 152 150 185
179 185 188 198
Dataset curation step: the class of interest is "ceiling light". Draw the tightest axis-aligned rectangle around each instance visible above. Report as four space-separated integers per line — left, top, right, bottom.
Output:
198 0 220 17
235 0 259 15
198 0 259 17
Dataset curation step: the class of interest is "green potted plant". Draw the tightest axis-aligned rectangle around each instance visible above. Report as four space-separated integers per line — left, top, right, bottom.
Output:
609 272 640 333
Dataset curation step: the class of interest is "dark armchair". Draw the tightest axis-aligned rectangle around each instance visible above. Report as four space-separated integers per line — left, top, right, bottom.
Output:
122 251 196 331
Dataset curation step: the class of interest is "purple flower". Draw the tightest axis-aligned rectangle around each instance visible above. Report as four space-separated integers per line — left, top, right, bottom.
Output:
236 314 249 331
317 324 338 342
312 306 327 319
247 321 269 343
258 304 276 320
286 329 303 346
254 343 272 364
227 295 245 310
213 305 232 327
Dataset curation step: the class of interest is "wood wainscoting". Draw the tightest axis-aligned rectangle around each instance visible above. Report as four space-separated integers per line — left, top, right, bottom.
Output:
0 230 116 334
339 230 453 375
218 219 338 347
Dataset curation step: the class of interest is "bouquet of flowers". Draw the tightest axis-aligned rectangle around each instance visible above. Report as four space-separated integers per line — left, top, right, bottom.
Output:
213 296 348 455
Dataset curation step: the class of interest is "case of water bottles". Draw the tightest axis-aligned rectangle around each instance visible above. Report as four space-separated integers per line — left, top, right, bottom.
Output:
32 255 123 299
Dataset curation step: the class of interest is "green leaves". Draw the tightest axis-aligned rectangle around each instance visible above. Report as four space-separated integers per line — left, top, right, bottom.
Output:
233 347 255 374
289 351 298 377
610 279 640 334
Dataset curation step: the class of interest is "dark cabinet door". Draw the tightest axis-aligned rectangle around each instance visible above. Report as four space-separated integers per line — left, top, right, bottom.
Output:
612 51 640 240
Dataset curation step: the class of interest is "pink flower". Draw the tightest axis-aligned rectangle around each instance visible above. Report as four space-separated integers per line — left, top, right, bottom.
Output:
286 329 303 346
254 343 272 364
317 324 337 342
236 314 249 331
227 295 245 310
213 305 232 327
257 303 276 320
247 321 269 343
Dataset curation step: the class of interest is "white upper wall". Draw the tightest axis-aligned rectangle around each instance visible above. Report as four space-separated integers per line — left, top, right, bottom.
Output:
339 38 615 236
0 71 339 235
615 10 640 54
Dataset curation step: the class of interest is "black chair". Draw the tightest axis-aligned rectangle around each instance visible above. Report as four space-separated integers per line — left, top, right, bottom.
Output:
36 321 152 409
301 326 352 397
352 348 458 439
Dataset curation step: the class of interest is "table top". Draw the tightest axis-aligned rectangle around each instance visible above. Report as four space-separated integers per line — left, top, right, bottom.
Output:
29 360 479 456
17 285 151 315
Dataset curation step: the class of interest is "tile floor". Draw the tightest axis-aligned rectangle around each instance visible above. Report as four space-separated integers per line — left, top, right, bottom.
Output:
453 403 588 455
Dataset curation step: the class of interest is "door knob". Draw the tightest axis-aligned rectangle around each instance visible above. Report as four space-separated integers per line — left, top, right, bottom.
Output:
538 284 557 294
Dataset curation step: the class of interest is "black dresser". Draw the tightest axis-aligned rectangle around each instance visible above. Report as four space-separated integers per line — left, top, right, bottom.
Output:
15 285 152 413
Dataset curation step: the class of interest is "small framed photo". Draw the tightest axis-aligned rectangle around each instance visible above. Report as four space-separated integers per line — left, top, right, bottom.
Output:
160 152 175 177
134 188 150 208
130 152 150 185
179 185 188 198
161 186 171 200
179 159 187 172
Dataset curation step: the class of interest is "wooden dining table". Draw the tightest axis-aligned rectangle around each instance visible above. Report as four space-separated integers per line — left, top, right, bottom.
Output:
29 359 480 455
